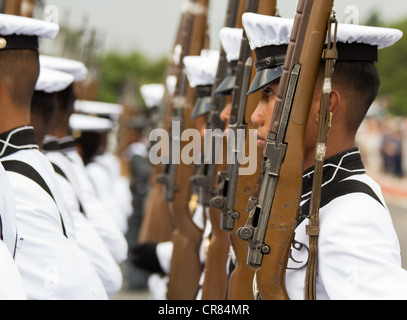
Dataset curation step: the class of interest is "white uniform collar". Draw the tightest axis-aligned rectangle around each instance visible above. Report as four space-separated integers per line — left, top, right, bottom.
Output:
0 126 38 159
302 148 365 199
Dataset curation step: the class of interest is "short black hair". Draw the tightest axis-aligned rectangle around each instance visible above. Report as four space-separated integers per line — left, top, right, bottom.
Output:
0 49 39 109
76 131 105 165
323 61 381 133
31 91 58 123
56 83 76 115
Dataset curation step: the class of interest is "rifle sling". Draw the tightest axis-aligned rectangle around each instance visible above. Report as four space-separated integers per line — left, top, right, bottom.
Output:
51 162 86 217
305 14 338 300
2 160 68 238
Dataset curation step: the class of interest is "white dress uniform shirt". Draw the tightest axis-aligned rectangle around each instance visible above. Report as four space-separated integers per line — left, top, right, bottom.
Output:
0 164 26 300
0 127 107 300
285 149 407 300
86 152 133 234
43 137 123 299
59 137 128 265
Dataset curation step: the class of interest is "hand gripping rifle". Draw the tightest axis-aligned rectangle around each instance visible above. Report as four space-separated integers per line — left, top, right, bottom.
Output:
237 0 335 300
161 0 210 300
196 0 246 300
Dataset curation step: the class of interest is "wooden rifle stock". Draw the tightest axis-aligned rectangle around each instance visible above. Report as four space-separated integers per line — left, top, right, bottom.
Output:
139 6 194 244
227 0 277 301
238 0 334 300
204 0 276 300
166 0 210 300
3 0 34 16
199 0 244 300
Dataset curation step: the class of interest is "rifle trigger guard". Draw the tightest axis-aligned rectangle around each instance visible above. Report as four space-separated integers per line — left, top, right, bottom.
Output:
287 238 309 271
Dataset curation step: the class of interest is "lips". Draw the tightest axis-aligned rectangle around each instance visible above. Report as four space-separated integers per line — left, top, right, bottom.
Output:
254 130 266 148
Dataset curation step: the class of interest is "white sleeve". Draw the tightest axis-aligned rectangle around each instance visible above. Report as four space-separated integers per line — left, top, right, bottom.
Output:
9 173 108 300
319 193 407 300
0 241 26 300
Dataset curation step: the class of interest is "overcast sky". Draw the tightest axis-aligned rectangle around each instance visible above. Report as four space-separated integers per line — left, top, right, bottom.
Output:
39 0 407 59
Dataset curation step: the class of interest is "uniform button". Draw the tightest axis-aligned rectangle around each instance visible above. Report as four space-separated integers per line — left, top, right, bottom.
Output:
0 37 7 49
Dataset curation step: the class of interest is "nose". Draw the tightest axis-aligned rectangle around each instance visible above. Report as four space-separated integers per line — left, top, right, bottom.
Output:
251 101 266 127
220 101 232 124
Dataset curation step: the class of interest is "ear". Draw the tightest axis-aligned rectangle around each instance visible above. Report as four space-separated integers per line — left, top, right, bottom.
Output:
329 89 341 117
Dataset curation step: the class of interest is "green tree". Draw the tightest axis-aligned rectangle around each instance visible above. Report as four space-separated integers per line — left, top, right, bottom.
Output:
97 51 167 105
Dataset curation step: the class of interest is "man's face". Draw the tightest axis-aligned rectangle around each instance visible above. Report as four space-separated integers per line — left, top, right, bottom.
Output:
220 100 232 128
251 82 279 148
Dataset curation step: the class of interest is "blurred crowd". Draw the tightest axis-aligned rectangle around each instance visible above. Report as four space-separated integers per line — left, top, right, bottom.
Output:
357 114 407 179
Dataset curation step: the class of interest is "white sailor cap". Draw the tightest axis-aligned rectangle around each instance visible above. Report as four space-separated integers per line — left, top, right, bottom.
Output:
74 100 124 121
69 113 113 134
220 28 244 63
35 67 75 94
39 55 88 82
183 49 220 88
183 50 220 119
0 13 59 51
329 23 403 62
140 84 165 109
243 13 403 96
215 27 244 96
243 13 292 95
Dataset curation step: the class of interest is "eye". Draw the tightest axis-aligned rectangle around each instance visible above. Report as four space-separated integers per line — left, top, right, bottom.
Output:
262 86 274 98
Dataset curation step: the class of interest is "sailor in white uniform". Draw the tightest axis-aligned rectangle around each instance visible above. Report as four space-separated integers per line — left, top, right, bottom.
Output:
33 64 123 299
0 164 26 300
0 13 107 300
74 100 132 234
131 50 220 300
68 113 129 265
244 13 407 300
38 58 128 266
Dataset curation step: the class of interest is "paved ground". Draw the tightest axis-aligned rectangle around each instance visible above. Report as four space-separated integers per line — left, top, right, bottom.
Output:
115 289 150 300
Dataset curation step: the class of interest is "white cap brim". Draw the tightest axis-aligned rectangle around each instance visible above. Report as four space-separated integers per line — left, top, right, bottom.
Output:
0 13 59 39
35 67 74 93
40 55 88 82
69 113 113 133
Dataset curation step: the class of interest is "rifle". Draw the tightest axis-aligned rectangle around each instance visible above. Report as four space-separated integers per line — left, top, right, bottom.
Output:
139 4 194 245
162 0 210 300
3 0 21 15
0 0 5 13
3 0 34 16
207 0 276 300
195 0 244 301
237 0 335 300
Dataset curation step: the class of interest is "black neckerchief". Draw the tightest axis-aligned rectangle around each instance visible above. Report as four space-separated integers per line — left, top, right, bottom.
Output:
58 136 77 154
42 136 60 152
0 126 39 159
297 148 384 226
